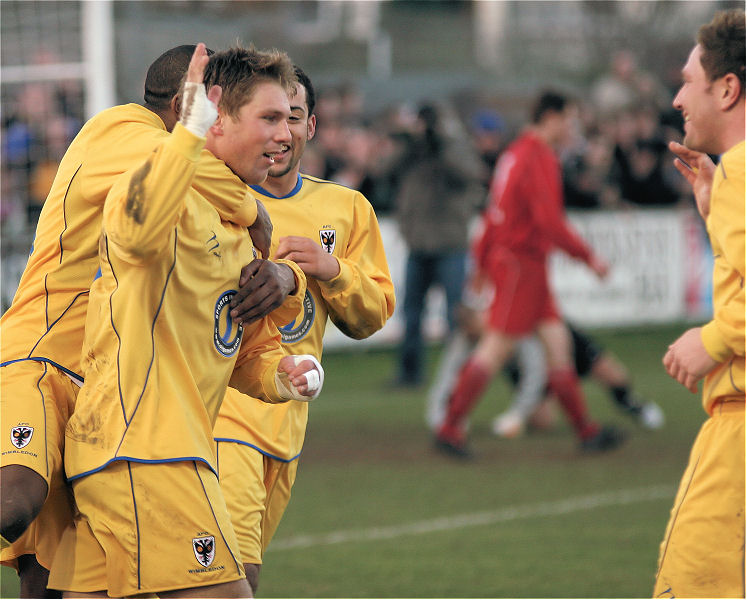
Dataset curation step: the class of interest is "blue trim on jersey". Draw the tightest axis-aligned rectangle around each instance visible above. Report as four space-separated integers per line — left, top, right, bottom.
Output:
251 173 357 199
66 455 218 482
26 289 89 360
111 230 177 434
0 357 84 384
192 461 244 576
213 437 301 463
58 164 82 266
299 173 358 191
250 174 303 199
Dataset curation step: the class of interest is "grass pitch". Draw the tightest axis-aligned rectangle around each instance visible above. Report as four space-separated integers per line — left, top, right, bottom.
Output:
1 323 705 598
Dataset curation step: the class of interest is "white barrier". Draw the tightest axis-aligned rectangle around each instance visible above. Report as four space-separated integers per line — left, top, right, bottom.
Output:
323 209 713 350
551 209 712 326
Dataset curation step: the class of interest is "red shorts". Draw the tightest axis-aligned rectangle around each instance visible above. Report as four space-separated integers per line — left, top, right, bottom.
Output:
485 249 559 336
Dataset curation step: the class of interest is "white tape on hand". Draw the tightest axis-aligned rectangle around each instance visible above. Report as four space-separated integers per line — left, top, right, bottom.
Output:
274 354 324 402
179 82 218 137
305 368 321 393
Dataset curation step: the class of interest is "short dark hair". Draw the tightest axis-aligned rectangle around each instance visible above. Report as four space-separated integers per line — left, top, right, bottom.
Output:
697 9 745 94
531 91 568 124
294 65 316 115
144 45 214 108
202 46 296 118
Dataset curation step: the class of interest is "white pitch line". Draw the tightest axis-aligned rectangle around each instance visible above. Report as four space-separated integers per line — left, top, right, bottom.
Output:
267 485 674 552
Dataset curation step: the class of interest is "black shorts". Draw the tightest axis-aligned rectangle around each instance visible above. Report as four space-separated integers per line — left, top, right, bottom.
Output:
570 324 603 377
502 324 603 387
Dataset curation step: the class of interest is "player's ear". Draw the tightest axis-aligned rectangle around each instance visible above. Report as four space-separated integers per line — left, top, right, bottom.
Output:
169 95 181 120
720 72 742 111
209 112 224 136
307 114 317 141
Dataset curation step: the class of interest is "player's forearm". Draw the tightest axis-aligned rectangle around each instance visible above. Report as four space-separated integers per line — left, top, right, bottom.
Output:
266 259 307 327
229 358 287 403
190 152 259 226
543 220 594 263
321 259 395 340
702 293 746 362
230 320 288 403
103 124 204 261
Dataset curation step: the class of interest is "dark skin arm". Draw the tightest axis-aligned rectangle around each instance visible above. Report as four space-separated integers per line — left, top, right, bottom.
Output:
247 198 272 259
232 198 292 326
229 258 296 326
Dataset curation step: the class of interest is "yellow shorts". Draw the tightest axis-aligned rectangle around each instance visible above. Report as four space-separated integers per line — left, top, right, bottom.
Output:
47 460 245 597
654 401 745 599
0 359 77 570
216 441 298 564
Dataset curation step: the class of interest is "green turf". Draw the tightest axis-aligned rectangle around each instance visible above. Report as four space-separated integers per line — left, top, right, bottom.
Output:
1 323 706 598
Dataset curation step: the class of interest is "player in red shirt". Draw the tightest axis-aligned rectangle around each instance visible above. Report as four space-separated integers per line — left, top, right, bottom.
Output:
436 90 624 457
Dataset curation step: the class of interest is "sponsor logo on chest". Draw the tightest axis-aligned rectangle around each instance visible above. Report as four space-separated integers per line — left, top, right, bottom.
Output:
214 291 243 357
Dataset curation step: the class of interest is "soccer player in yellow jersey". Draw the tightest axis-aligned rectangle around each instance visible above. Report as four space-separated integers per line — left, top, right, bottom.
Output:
0 45 304 598
654 9 745 598
213 66 395 593
43 45 322 598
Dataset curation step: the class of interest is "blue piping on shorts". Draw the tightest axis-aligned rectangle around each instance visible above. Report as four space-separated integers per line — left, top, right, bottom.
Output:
213 437 301 463
1 356 84 385
67 456 217 482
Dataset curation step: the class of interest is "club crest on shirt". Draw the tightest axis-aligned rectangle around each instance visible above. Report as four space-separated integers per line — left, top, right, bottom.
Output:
192 535 215 567
319 229 336 254
11 426 33 449
214 290 243 357
279 289 315 344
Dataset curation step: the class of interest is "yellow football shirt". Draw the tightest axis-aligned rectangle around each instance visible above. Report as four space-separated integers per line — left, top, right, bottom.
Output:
64 124 289 480
0 104 257 380
700 140 745 413
214 174 395 460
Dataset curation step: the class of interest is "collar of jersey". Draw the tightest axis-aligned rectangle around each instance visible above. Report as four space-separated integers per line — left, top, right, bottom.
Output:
250 174 303 199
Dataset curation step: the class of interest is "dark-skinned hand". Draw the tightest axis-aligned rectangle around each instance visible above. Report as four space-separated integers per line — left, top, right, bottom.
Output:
229 258 296 326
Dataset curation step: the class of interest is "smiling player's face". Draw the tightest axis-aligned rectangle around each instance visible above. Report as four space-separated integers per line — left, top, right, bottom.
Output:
209 81 292 185
268 83 316 179
672 45 721 154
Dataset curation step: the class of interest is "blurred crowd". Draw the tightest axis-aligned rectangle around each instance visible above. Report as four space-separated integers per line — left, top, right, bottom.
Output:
1 49 690 234
289 49 690 216
2 50 85 231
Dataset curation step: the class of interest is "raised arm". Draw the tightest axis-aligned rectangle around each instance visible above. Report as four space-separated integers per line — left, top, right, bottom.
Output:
103 44 220 263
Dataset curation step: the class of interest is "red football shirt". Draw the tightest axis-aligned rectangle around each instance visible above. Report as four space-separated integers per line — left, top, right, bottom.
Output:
473 131 593 273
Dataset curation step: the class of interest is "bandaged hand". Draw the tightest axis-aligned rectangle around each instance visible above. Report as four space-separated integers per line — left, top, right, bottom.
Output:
178 43 220 137
275 354 324 402
179 82 218 137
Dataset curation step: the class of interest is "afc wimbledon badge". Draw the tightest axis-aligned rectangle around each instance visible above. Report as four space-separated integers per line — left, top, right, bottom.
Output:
319 229 336 254
192 535 216 567
11 426 33 449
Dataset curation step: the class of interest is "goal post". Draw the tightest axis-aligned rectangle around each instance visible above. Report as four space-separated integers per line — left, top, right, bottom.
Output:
0 0 115 310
